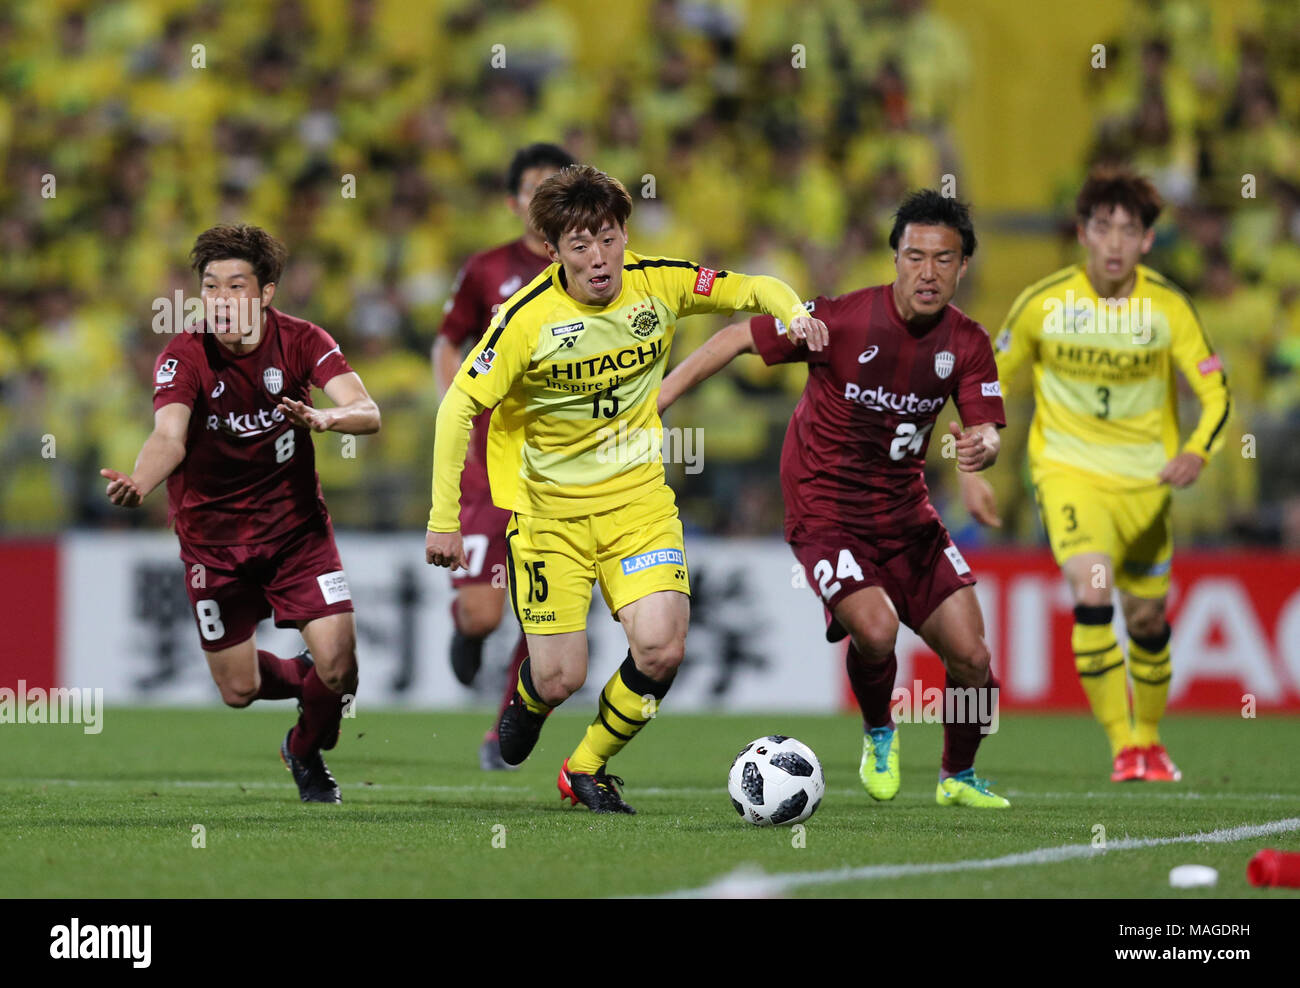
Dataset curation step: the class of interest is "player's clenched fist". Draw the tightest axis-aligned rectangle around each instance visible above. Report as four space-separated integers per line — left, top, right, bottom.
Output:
100 468 144 508
786 315 830 351
426 529 469 571
949 421 996 472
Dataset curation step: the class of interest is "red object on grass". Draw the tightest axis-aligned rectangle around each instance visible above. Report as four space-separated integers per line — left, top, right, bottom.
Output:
1246 849 1300 887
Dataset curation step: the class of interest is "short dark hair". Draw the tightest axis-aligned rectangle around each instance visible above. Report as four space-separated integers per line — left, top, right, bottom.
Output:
507 143 576 196
189 224 287 288
529 165 633 247
889 190 977 258
1076 165 1163 229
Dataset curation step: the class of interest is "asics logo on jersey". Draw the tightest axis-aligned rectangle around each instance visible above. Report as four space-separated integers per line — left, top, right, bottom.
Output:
205 406 287 437
211 381 225 399
858 346 879 363
499 275 523 298
843 382 944 414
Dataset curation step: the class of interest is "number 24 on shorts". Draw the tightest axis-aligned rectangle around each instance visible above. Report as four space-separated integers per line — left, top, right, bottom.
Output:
812 550 864 601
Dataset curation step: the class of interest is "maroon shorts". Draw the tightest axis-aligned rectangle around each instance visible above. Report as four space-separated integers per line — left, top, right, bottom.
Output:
789 519 975 641
453 479 511 591
179 518 354 652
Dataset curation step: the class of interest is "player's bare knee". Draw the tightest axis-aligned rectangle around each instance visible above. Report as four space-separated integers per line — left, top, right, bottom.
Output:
318 661 357 694
535 666 583 704
1126 611 1167 642
456 602 500 639
635 640 685 681
948 641 991 686
847 614 898 660
219 683 257 708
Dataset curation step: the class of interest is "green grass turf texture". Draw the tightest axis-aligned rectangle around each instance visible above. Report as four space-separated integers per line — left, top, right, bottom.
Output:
1 709 1296 898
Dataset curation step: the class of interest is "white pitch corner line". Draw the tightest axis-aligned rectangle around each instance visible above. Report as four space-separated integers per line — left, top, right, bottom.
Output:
655 816 1300 899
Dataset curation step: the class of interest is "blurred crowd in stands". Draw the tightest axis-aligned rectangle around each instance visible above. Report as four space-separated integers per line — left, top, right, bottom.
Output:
1 0 1296 546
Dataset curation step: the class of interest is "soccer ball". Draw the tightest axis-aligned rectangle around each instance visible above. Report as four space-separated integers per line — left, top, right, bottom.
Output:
727 735 825 827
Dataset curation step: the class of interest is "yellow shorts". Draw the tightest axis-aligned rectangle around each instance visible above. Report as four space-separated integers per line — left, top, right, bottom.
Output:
1035 471 1172 599
505 483 691 635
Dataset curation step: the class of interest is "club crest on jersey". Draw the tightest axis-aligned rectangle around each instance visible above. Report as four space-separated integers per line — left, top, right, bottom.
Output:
263 367 284 395
156 358 178 384
934 350 955 379
627 302 660 339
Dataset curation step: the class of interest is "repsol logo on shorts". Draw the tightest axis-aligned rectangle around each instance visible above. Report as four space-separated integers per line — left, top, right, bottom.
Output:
521 608 556 622
621 547 685 575
843 383 944 415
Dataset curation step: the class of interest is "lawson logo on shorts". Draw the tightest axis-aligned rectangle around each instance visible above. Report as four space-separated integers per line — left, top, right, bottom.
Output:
621 547 685 575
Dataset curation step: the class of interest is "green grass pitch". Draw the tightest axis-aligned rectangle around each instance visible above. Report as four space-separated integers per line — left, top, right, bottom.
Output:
2 708 1297 898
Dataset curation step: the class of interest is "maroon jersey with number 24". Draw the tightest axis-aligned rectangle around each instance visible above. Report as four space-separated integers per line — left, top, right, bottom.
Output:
749 284 1005 542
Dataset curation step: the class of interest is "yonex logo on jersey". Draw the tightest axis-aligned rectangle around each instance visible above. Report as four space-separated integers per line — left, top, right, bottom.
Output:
621 547 685 575
156 358 178 384
693 267 716 296
263 367 283 395
981 381 1001 397
934 351 955 379
472 347 497 374
843 382 944 414
858 346 879 364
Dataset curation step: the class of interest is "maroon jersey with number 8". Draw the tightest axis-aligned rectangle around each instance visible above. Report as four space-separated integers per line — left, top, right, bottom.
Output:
749 284 1005 541
152 307 353 546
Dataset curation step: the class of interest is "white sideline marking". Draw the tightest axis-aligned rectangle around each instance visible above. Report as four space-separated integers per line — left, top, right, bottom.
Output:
2 779 1297 801
657 817 1300 898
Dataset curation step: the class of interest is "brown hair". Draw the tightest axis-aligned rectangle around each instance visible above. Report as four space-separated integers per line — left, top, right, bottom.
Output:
1076 166 1163 229
189 224 288 288
528 165 633 247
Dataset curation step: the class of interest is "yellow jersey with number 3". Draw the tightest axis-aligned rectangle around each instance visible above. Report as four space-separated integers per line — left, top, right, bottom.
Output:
448 251 807 519
995 264 1231 491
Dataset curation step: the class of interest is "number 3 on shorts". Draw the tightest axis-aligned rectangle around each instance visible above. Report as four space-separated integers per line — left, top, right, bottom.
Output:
812 549 864 601
196 599 226 641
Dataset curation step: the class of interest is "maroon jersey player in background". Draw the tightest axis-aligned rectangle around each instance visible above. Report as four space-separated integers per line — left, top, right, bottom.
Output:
101 224 381 803
431 143 574 771
659 190 1012 809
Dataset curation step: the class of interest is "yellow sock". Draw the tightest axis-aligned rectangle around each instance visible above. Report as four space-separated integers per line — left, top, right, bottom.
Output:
568 653 670 774
1128 625 1172 747
515 657 551 716
1073 606 1132 757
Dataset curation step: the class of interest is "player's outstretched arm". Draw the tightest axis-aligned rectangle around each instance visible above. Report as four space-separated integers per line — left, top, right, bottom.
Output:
431 335 461 401
953 421 1003 528
658 321 756 413
957 471 1002 528
279 372 380 435
425 381 485 570
100 403 190 508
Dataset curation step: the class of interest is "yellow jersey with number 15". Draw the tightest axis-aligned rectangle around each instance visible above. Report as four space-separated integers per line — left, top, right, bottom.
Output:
995 264 1231 492
448 251 807 520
